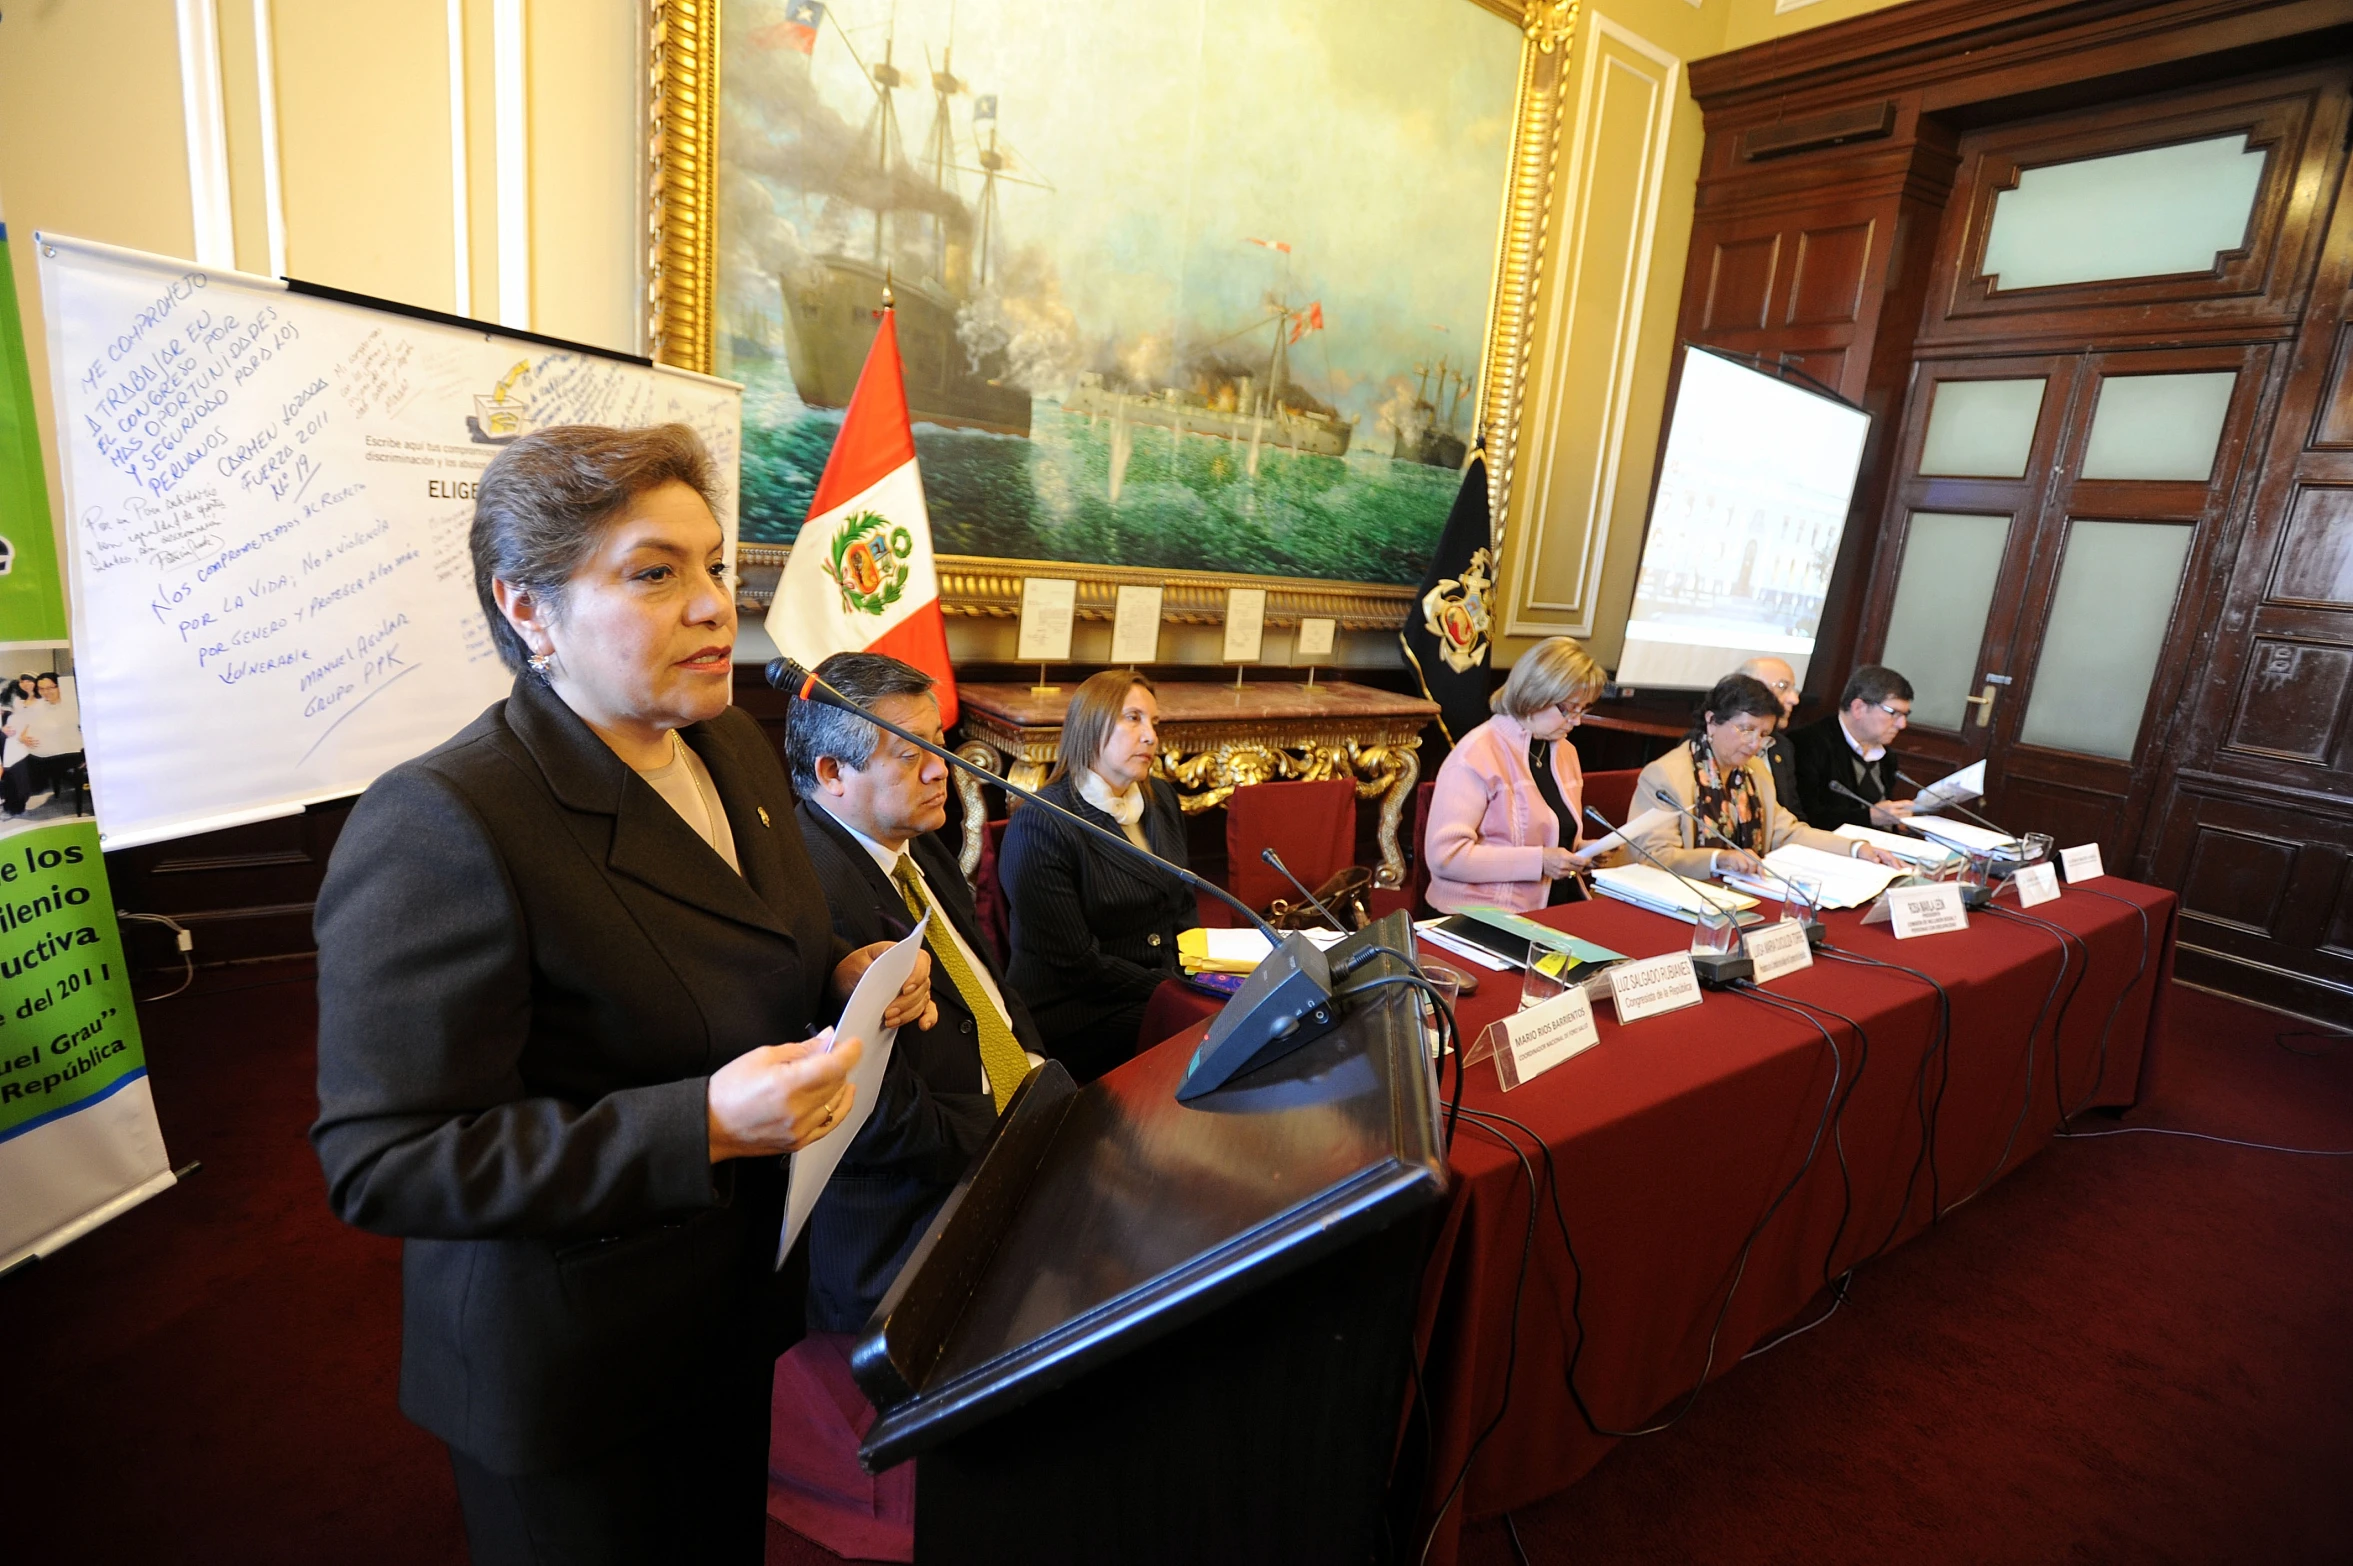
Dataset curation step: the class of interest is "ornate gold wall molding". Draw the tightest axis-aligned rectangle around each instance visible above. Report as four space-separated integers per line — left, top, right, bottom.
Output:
651 0 1577 620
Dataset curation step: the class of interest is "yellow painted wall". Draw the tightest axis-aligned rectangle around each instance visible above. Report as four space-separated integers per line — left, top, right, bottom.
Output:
0 0 642 598
1721 0 1910 54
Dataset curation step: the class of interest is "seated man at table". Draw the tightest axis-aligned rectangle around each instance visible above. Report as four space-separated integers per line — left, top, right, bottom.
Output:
1789 664 1917 834
1734 655 1803 814
787 651 1046 1332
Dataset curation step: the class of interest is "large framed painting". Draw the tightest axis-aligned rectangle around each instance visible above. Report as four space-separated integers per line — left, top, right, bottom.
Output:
649 0 1579 629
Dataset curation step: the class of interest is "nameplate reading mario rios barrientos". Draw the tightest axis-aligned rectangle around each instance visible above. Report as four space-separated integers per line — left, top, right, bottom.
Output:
1607 952 1704 1022
1492 985 1602 1090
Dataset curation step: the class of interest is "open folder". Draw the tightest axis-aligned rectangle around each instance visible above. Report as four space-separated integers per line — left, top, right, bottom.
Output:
1720 843 1909 910
1590 864 1761 924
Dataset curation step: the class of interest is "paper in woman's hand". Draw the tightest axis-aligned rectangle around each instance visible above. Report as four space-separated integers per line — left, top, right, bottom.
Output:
775 913 926 1268
1578 807 1673 859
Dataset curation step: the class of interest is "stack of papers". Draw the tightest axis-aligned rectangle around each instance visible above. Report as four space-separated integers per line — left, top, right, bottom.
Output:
1910 760 1986 814
1720 844 1909 910
1591 865 1760 924
1177 925 1347 974
1416 919 1518 972
1835 822 1959 868
1910 816 2022 858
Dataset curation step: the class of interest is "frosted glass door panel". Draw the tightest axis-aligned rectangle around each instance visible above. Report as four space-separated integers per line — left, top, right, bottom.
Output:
1879 513 2009 730
1918 378 2047 477
2078 372 2237 480
1981 135 2267 290
2020 521 2194 759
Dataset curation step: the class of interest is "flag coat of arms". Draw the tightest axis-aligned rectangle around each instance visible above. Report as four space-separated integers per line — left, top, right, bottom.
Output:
765 309 959 725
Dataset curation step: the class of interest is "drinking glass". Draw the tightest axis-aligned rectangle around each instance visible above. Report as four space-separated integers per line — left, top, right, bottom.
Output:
1689 904 1742 958
1519 949 1570 1011
1779 874 1823 927
2019 831 2055 866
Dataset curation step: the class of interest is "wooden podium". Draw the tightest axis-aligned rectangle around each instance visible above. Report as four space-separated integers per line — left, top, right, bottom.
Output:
850 915 1449 1564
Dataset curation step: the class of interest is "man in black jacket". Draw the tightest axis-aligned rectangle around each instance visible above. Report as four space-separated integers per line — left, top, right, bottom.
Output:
1736 655 1804 813
786 651 1045 1332
1790 664 1919 833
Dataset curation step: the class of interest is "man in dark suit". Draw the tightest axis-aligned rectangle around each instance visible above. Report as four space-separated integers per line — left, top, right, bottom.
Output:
1736 655 1804 815
1790 664 1920 833
786 651 1045 1332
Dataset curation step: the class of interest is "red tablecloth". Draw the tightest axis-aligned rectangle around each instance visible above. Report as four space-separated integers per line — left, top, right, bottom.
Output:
1403 878 2178 1564
1130 881 2178 1562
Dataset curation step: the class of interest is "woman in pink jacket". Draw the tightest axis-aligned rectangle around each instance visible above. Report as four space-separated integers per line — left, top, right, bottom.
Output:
1424 637 1609 915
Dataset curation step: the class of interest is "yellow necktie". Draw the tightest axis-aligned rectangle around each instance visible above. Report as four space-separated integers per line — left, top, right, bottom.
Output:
891 855 1030 1113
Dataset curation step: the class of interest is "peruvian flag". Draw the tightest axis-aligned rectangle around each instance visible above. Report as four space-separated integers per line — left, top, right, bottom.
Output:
764 309 958 724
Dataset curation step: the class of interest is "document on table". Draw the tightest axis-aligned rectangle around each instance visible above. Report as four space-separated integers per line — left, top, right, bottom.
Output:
1178 925 1348 974
1910 760 1985 814
1835 822 1959 868
1591 865 1760 922
1911 816 2022 858
777 914 923 1268
1720 843 1909 910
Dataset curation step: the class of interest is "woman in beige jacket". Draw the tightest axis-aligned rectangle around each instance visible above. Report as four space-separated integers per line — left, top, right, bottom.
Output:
1634 673 1905 878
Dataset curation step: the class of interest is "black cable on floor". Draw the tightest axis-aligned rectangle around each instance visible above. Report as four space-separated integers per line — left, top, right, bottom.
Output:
1982 901 2094 1131
1502 1511 1532 1566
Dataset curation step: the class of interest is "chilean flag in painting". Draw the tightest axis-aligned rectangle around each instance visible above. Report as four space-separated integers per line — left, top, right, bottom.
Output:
765 308 958 725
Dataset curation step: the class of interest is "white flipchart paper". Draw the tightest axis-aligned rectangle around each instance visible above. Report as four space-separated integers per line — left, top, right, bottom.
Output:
777 914 923 1267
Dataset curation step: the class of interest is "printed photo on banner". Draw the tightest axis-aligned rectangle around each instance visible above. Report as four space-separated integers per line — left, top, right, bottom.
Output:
0 652 85 835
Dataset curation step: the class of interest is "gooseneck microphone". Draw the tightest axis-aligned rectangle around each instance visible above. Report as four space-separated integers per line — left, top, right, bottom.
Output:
770 657 1355 1098
1582 805 1753 987
1650 788 1826 947
1260 848 1351 936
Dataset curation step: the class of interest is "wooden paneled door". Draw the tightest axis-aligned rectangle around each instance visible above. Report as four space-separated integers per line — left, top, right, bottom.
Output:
1865 343 2274 859
1849 64 2353 1017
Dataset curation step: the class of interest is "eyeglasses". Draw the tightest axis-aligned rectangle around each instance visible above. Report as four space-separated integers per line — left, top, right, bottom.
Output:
1760 679 1795 693
1874 702 1912 721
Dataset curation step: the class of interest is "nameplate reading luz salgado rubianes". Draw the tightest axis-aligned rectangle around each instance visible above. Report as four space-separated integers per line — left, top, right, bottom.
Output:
1743 920 1814 984
1492 986 1601 1091
2012 862 2061 908
1886 882 1969 940
1607 952 1704 1022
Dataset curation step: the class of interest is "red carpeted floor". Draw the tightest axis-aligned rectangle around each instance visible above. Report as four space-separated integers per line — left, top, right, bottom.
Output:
1 966 2345 1565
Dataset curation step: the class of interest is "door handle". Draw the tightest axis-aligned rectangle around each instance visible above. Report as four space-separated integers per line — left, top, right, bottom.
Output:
1962 685 1998 728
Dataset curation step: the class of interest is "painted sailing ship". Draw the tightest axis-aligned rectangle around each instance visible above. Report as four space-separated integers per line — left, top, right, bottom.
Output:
779 23 1033 436
1392 354 1469 469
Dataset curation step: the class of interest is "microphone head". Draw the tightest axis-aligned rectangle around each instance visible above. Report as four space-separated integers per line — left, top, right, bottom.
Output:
1260 847 1282 867
765 656 803 692
1653 788 1678 808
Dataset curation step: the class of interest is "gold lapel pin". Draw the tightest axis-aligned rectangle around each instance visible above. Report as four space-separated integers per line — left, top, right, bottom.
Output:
757 806 772 828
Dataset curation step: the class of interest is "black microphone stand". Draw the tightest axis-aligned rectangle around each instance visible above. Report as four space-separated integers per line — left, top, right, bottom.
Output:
1581 805 1753 987
769 658 1399 1100
1260 848 1351 935
1647 788 1827 947
1892 770 2022 903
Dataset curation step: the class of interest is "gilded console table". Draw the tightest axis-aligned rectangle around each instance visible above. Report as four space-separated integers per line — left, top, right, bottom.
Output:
951 680 1441 889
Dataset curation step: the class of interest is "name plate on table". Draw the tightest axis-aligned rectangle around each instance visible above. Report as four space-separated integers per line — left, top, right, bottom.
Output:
2061 843 2105 883
1743 920 1815 983
1869 881 1969 939
1607 952 1704 1022
2013 862 2061 908
1489 986 1601 1091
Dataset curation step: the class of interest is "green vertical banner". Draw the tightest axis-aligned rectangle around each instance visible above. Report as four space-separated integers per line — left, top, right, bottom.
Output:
0 819 173 1273
0 210 69 649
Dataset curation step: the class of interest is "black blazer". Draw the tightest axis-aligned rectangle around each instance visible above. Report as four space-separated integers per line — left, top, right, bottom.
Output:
1763 731 1801 820
311 676 851 1475
792 799 1041 1331
1789 713 1895 833
998 774 1197 1050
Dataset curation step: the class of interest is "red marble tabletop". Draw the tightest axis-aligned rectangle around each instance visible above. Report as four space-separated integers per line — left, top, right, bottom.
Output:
957 679 1438 727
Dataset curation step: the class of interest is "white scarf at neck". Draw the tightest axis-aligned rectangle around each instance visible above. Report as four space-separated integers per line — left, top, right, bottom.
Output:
1077 767 1151 850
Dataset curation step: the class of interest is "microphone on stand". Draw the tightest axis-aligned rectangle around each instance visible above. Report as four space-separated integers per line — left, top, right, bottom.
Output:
1894 770 2017 837
1889 771 2012 906
1647 789 1826 948
769 657 1341 1098
1260 848 1351 936
1581 805 1753 987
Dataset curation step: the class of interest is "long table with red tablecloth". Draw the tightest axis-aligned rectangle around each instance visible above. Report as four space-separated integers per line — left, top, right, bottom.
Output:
1144 875 2177 1566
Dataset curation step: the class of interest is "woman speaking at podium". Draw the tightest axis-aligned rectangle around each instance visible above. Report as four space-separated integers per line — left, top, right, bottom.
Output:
310 425 932 1565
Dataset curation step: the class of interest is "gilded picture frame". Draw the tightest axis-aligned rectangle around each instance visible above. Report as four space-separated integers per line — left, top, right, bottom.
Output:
646 0 1579 629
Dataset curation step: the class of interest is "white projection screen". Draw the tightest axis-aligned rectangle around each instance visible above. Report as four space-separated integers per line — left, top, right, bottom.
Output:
1615 348 1872 690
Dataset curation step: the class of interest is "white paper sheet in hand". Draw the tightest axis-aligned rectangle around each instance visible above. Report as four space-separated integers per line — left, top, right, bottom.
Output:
1911 760 1986 813
776 913 925 1268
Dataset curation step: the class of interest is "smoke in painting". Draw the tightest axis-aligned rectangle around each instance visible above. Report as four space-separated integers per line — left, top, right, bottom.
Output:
718 0 1521 585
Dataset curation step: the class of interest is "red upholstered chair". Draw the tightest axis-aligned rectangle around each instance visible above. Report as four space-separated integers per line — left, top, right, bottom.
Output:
1581 768 1643 832
1406 778 1438 918
971 816 1013 968
1223 777 1360 918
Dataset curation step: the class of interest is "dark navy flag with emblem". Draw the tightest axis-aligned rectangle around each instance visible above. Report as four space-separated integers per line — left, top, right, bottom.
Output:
1400 448 1494 748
